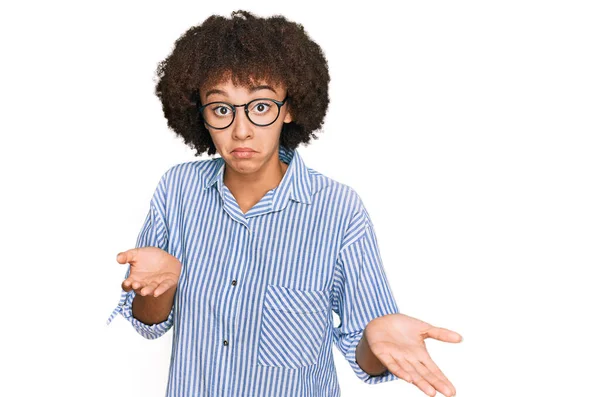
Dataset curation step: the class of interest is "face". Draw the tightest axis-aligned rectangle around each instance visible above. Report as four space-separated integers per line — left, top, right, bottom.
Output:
200 78 293 175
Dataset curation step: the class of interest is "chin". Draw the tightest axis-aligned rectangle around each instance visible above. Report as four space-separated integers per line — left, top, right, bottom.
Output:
226 157 261 173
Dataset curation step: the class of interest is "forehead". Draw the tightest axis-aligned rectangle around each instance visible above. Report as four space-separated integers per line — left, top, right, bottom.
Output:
200 72 285 98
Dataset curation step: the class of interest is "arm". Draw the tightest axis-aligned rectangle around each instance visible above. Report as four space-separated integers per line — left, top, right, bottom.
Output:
331 201 400 384
107 179 180 339
131 282 178 325
356 333 387 376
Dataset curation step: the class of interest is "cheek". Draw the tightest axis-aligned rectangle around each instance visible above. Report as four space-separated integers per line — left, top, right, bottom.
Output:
208 131 224 144
207 133 227 154
267 126 284 142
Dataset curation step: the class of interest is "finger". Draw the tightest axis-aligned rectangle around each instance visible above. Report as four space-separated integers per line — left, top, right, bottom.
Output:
377 354 412 383
121 278 134 292
140 281 159 297
121 276 141 291
395 357 434 397
133 285 146 296
425 326 463 343
409 358 451 397
421 354 456 396
132 280 144 290
116 248 139 264
153 279 177 297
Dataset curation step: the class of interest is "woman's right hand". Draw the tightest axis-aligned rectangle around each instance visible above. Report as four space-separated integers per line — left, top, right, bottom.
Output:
117 247 182 298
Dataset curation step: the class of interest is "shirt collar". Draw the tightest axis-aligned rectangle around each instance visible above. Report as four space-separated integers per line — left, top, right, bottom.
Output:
203 145 313 206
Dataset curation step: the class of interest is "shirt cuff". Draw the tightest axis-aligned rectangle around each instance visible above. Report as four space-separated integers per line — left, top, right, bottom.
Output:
106 289 174 340
345 329 399 384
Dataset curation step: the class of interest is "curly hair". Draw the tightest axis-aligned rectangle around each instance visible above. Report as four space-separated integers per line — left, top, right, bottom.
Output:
154 10 330 156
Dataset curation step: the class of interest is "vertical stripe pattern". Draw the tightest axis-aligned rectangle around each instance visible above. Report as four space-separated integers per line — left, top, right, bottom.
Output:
107 146 400 396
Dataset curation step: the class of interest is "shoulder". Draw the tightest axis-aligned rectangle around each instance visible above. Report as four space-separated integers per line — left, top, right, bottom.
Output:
157 157 222 188
307 168 375 251
306 167 366 218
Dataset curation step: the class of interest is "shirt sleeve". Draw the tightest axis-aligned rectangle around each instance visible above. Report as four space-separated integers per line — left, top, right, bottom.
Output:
332 201 400 384
106 176 174 340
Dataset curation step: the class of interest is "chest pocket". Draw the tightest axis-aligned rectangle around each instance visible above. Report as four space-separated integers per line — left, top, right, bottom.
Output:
257 284 329 370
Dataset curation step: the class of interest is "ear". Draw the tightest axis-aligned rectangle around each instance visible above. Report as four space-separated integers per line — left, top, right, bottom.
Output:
283 109 293 124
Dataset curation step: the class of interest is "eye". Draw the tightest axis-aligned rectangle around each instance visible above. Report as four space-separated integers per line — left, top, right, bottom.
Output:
211 105 232 117
250 101 272 114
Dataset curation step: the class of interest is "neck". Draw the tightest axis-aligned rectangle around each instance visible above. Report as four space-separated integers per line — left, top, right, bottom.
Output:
223 153 289 198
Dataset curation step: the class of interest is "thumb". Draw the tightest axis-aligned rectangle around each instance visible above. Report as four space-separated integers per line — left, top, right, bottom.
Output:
116 248 139 264
425 327 463 343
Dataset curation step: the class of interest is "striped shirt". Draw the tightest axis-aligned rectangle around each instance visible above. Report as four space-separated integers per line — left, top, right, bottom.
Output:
107 145 400 396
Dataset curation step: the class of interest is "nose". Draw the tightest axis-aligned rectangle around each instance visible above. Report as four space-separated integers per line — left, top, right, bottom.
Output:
231 107 253 141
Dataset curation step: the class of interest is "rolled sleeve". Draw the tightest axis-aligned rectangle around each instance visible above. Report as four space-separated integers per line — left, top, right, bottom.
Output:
106 176 174 339
332 202 399 384
106 282 174 340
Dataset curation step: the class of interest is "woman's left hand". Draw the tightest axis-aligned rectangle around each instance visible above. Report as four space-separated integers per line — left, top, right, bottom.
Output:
363 313 462 397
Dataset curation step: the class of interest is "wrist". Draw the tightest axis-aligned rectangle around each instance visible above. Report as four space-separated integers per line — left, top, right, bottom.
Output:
167 258 183 277
356 333 387 376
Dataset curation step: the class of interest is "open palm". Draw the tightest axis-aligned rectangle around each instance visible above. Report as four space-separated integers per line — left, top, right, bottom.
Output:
364 313 462 397
117 247 181 297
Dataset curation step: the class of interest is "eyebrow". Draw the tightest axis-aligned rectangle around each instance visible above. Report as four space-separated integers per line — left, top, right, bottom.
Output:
205 85 278 100
249 85 277 94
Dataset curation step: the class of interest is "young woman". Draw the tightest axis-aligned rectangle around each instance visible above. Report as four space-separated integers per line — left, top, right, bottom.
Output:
107 10 462 397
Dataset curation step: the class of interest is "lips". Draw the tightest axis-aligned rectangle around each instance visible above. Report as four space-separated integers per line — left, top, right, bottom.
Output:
231 148 257 159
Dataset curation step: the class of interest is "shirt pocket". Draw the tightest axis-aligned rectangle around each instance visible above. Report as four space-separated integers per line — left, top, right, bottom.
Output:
257 284 329 370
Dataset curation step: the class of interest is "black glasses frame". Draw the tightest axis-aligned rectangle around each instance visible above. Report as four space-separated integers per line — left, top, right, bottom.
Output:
197 96 288 130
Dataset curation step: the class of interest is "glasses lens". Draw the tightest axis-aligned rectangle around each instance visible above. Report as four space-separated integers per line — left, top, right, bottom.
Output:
247 99 280 126
202 102 234 129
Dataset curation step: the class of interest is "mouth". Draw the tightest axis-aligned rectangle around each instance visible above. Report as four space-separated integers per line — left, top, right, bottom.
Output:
231 148 257 159
231 148 256 153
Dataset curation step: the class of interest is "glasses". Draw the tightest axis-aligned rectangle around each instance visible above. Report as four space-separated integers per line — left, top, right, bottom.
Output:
198 97 288 130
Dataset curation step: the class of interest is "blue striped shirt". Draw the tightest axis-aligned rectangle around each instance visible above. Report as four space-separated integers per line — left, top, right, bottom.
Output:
107 145 400 396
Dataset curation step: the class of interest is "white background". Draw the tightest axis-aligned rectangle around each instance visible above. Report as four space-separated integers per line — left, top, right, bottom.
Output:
1 1 599 396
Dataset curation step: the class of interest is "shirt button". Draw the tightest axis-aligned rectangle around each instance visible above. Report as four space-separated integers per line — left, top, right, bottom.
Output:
231 280 237 286
223 340 229 346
